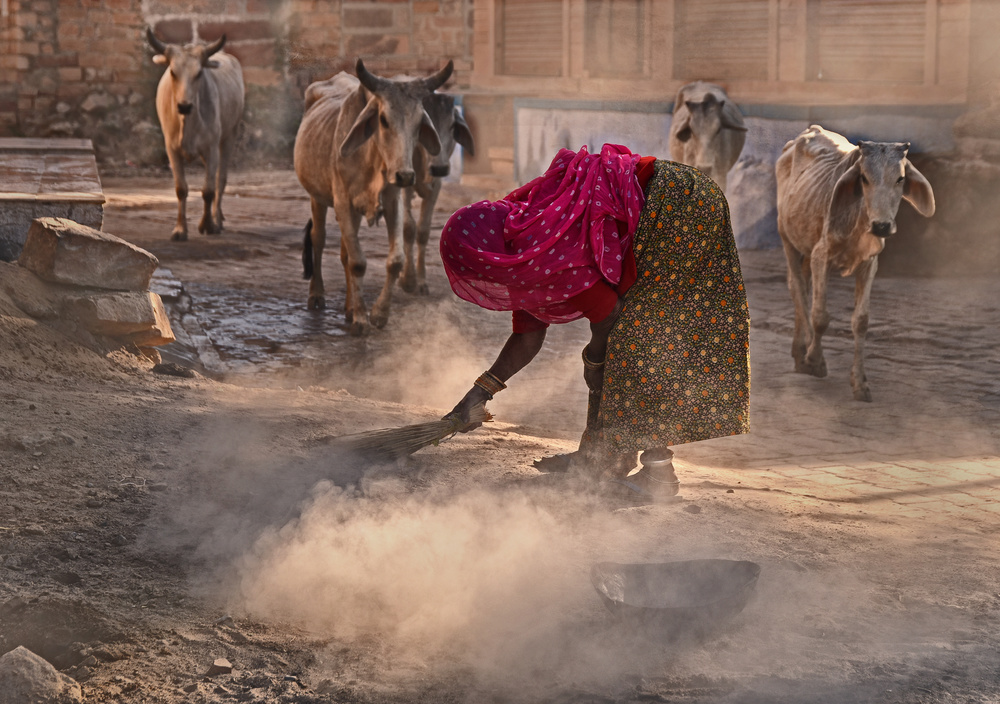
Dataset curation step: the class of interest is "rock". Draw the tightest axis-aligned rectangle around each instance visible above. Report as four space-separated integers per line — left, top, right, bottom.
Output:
52 570 83 585
182 682 198 693
18 217 158 291
0 646 83 704
63 291 174 346
152 362 196 378
206 658 233 676
682 504 702 514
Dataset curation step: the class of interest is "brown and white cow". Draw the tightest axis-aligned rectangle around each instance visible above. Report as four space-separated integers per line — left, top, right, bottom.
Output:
668 81 747 192
147 28 245 241
294 59 450 334
400 92 475 295
775 125 936 401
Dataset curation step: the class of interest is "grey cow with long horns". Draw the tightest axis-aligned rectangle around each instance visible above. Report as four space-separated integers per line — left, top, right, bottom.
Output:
295 59 451 334
775 125 936 402
146 28 245 241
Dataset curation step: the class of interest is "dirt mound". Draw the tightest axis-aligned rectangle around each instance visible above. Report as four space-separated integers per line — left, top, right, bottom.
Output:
0 262 147 385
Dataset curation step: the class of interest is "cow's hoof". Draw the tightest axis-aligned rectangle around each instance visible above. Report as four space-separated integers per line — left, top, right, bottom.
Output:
399 275 417 293
800 358 827 378
853 386 873 402
348 319 370 336
307 295 326 310
416 283 429 296
370 312 389 329
170 230 187 242
199 220 220 235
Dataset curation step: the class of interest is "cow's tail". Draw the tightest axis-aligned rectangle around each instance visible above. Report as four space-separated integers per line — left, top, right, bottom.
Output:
302 219 313 280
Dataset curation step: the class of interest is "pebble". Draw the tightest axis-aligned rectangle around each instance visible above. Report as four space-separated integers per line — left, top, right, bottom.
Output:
85 498 102 508
682 504 702 514
148 483 168 492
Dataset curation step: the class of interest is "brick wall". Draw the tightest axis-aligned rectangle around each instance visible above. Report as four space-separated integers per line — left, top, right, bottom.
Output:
0 0 475 168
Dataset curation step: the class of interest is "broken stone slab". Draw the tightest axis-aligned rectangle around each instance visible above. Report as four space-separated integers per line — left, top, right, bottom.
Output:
0 646 83 704
18 217 158 291
207 657 233 676
63 290 174 347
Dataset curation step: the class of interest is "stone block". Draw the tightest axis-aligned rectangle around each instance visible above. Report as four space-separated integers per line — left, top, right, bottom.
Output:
0 646 83 704
19 218 157 290
64 290 174 346
727 157 781 250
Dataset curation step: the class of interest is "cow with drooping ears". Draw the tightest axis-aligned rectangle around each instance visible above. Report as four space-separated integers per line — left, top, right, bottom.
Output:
295 59 450 334
775 125 936 401
146 28 245 241
668 81 747 192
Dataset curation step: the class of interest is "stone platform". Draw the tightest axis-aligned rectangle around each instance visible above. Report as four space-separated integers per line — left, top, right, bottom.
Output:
0 138 105 262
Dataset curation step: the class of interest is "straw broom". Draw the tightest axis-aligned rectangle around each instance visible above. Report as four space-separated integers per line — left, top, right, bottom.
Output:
326 405 493 461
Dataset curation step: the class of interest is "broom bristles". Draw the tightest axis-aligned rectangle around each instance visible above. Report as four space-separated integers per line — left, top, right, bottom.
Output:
328 405 493 460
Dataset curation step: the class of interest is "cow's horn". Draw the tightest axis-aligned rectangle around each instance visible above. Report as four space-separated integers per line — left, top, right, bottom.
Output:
356 59 389 93
204 34 226 57
422 60 454 93
146 27 168 55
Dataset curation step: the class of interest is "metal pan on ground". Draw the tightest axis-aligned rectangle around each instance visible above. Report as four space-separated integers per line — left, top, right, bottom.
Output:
591 559 761 641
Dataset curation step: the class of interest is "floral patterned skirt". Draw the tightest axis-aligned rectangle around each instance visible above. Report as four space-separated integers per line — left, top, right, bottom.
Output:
597 160 751 453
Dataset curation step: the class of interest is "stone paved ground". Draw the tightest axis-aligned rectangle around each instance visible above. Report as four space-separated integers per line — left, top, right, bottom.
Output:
680 249 1000 531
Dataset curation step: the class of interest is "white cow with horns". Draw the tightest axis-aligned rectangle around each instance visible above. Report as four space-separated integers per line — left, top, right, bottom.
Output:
668 81 747 192
146 28 245 241
775 125 936 402
295 59 452 334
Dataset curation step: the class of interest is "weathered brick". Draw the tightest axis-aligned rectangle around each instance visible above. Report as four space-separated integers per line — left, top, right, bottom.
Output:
346 33 407 56
57 66 82 81
413 1 440 13
241 66 281 87
0 55 30 70
15 11 37 27
226 41 276 68
36 53 80 68
344 7 394 29
199 20 275 43
153 19 193 44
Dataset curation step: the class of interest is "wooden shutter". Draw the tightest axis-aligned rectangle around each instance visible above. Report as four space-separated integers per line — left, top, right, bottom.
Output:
673 0 771 82
496 0 564 77
584 0 646 78
809 0 927 83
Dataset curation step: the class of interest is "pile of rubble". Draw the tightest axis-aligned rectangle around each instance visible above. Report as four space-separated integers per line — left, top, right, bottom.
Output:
0 217 174 361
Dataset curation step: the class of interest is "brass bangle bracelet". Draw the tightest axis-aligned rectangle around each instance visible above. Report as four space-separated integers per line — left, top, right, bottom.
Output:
582 345 606 372
474 371 507 399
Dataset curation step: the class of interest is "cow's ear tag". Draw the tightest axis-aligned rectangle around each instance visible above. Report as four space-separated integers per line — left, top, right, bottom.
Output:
153 54 168 65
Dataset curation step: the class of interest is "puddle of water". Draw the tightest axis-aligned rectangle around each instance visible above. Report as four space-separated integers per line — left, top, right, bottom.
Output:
180 282 349 376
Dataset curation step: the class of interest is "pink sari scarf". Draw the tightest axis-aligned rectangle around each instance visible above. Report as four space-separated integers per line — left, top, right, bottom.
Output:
440 143 645 323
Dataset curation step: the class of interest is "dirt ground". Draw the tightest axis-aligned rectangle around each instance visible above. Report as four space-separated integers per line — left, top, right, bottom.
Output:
1 167 999 704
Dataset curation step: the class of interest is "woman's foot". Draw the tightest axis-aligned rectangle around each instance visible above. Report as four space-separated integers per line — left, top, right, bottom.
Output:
628 460 680 499
532 452 577 473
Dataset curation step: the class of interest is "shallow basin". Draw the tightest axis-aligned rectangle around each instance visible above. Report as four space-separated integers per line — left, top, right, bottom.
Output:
591 559 761 638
